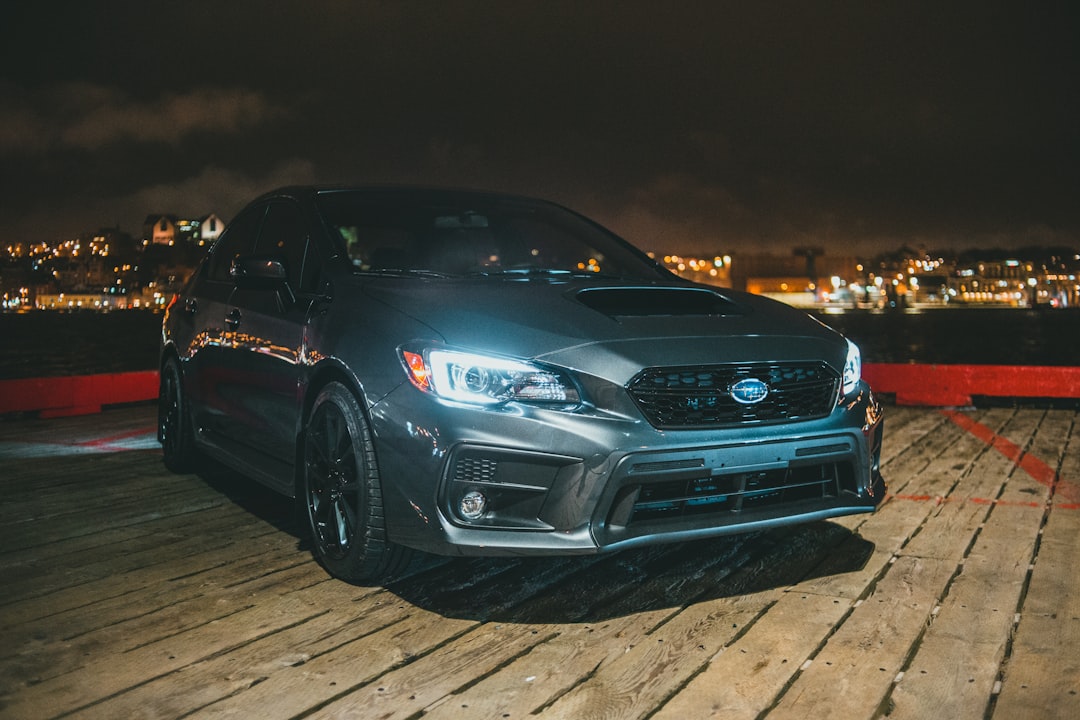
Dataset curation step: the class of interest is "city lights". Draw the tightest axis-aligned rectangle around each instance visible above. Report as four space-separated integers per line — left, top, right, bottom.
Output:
2 215 216 310
655 250 1079 309
4 223 1079 311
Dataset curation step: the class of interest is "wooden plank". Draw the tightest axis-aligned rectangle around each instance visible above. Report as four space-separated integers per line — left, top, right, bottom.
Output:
0 406 1074 720
0 463 235 553
306 520 852 719
993 410 1080 720
765 555 957 719
653 592 853 719
0 506 289 606
417 615 665 720
0 521 288 609
73 596 478 719
886 507 1044 720
417 515 875 720
0 539 309 668
177 544 665 719
532 598 772 720
876 409 995 500
992 507 1080 719
2 583 346 718
505 525 856 720
885 408 1063 720
877 406 950 466
757 410 1032 718
308 528 790 720
899 409 1025 561
192 556 637 719
0 558 339 702
0 404 156 450
0 486 294 610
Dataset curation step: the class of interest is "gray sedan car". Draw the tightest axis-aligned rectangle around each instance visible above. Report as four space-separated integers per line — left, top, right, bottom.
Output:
159 186 885 583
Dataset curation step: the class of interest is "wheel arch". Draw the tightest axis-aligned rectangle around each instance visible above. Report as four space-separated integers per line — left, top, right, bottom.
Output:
159 340 181 369
157 344 182 442
294 360 377 493
295 361 414 581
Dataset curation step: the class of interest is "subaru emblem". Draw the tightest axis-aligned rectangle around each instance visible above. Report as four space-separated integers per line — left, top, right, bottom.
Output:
730 378 769 405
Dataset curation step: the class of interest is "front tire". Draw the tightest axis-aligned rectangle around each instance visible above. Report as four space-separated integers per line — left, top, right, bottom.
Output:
301 382 410 584
159 358 199 473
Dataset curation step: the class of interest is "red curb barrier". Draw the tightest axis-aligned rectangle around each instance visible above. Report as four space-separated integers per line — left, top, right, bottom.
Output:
0 371 159 418
862 363 1080 406
1 363 1079 417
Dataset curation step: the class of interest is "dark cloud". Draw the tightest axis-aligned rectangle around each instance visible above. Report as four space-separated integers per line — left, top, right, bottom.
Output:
2 1 1077 256
0 83 286 153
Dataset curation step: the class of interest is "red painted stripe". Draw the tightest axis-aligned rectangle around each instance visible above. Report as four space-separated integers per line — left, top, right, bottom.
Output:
888 493 1054 509
940 409 1079 504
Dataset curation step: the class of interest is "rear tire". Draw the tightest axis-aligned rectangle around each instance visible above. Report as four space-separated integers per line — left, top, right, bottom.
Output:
301 382 410 584
159 359 199 473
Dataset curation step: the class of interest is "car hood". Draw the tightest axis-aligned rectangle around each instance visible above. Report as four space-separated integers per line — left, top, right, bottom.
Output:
360 278 847 383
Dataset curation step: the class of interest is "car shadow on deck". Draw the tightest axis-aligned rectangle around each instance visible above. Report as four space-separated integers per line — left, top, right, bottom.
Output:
193 464 875 626
385 520 875 624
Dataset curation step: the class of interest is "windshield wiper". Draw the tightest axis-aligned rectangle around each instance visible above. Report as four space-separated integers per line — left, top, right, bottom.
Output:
355 268 453 279
468 267 627 280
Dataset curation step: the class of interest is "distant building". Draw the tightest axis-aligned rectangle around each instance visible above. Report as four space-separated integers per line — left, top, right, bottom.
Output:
730 252 861 295
144 213 225 248
198 213 225 246
950 258 1079 307
36 291 130 311
144 215 179 246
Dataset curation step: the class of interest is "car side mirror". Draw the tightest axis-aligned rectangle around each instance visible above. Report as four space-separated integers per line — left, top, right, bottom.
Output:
230 254 296 307
231 254 288 285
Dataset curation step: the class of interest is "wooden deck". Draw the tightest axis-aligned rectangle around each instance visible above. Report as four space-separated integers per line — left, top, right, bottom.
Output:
0 403 1077 719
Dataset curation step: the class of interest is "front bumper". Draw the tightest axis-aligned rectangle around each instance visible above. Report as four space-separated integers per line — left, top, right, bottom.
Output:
370 383 885 557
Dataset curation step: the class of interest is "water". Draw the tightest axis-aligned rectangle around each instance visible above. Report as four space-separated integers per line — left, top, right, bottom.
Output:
814 307 1080 367
0 307 1077 380
0 310 162 380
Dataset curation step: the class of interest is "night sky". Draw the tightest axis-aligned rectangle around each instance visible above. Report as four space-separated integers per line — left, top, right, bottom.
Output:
2 1 1077 257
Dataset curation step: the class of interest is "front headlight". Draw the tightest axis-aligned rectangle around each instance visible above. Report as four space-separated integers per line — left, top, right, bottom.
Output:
401 348 581 406
842 338 862 396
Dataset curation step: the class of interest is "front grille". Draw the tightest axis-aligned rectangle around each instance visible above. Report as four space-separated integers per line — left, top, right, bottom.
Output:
627 362 839 428
626 462 851 525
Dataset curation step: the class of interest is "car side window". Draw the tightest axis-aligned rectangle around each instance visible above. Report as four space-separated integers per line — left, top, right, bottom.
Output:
208 205 264 282
255 201 308 290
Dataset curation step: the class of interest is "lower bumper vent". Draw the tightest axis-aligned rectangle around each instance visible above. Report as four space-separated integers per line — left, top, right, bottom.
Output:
619 461 855 526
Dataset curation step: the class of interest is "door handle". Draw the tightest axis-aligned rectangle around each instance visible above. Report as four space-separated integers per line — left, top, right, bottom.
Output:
225 308 242 331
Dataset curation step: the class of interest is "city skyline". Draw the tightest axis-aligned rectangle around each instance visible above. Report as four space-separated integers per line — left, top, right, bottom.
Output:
2 2 1077 257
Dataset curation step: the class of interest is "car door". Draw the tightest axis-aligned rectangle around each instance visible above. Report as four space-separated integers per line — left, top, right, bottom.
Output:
214 199 312 485
183 204 264 442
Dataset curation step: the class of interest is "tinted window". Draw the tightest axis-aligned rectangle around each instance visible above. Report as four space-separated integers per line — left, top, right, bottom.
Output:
256 200 308 289
208 205 264 282
315 190 667 280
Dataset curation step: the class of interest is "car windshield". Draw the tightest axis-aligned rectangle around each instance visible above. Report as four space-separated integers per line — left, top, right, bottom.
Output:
315 189 669 281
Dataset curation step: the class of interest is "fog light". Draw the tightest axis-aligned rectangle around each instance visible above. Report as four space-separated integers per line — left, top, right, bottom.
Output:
459 491 488 520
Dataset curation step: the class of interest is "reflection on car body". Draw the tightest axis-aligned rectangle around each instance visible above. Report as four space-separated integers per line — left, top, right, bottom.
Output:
159 186 885 583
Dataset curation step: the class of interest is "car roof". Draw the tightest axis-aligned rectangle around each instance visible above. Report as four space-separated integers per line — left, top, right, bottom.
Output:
251 185 561 208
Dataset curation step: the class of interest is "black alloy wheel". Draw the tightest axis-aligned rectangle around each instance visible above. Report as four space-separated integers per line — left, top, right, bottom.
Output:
159 359 198 473
301 382 410 583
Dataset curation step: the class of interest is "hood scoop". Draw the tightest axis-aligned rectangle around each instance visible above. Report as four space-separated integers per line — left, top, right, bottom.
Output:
575 287 744 318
